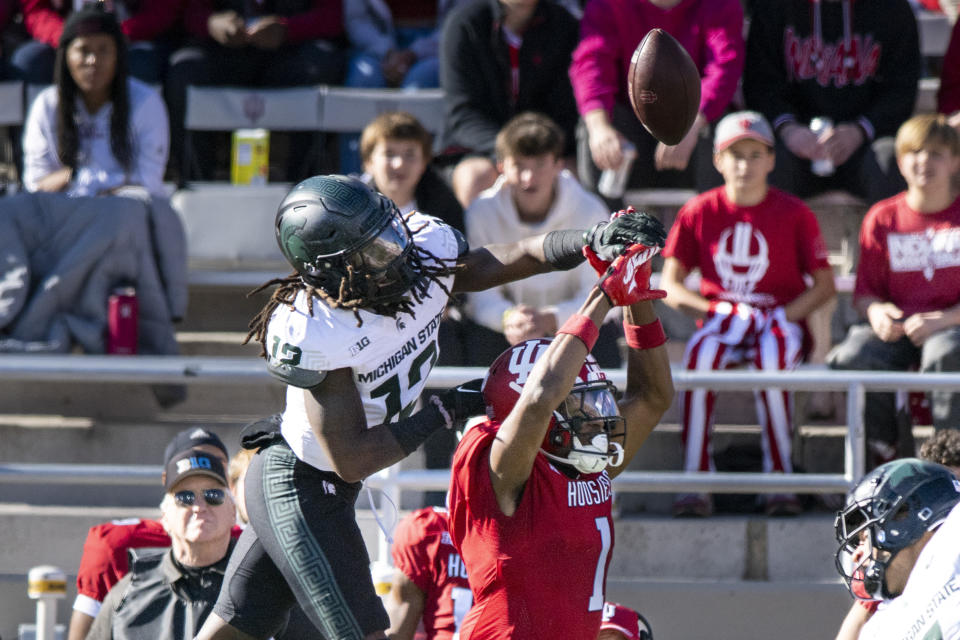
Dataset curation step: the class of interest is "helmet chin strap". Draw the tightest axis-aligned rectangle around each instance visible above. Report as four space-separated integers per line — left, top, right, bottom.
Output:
541 434 622 474
863 552 898 600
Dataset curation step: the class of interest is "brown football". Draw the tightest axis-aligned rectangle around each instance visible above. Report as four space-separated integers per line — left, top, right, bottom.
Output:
627 28 701 146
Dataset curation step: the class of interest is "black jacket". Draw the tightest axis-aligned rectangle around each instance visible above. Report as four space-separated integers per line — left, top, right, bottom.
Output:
87 544 233 640
438 0 580 157
743 0 919 140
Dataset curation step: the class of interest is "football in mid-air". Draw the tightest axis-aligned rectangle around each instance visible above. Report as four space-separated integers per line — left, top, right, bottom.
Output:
627 28 701 146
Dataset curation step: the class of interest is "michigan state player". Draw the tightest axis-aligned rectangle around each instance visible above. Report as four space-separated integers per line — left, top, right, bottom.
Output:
195 174 666 640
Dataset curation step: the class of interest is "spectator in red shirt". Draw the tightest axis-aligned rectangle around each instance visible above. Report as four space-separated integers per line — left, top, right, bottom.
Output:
828 114 960 467
661 111 835 518
6 0 184 85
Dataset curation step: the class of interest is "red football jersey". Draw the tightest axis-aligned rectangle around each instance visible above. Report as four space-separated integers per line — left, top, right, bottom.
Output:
854 193 960 317
663 187 830 308
392 507 472 640
448 422 614 640
74 518 243 616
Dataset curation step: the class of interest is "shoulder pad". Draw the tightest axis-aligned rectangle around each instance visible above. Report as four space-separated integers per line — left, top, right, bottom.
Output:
267 360 328 389
451 227 469 258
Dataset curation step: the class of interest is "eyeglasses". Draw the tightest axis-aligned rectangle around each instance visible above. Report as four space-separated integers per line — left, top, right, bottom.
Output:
174 488 226 507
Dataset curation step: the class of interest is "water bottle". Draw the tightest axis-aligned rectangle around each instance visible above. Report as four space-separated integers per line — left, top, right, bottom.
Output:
107 286 138 355
598 141 637 199
809 117 835 177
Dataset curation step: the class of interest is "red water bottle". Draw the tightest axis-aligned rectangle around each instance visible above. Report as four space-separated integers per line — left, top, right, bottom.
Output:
107 287 138 355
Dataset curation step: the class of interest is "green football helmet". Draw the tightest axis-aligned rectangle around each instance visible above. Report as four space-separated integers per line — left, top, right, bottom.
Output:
835 458 960 600
275 175 419 308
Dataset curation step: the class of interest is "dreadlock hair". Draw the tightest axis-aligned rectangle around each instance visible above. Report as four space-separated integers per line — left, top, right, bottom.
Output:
245 217 464 358
55 6 132 175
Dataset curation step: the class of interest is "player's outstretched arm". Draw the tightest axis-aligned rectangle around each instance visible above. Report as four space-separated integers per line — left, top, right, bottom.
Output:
611 303 675 480
303 369 483 483
451 209 666 294
489 288 613 515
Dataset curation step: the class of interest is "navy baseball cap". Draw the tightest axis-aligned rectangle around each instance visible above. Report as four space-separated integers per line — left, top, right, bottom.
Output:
163 427 228 466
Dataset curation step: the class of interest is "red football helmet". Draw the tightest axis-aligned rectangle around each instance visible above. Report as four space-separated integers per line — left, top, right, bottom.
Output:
481 338 626 474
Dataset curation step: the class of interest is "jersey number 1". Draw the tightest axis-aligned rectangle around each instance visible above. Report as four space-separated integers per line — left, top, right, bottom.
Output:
589 517 612 611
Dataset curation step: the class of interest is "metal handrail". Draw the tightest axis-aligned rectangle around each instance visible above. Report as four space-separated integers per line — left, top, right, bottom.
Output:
6 355 959 609
4 354 960 494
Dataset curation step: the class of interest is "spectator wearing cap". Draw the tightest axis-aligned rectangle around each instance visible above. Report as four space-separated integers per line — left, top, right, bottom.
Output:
66 427 235 640
86 447 236 640
599 602 653 640
660 110 836 518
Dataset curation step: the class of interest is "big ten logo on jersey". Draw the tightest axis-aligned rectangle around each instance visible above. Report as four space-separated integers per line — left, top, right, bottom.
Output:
505 340 551 394
350 336 371 356
447 552 469 580
567 473 612 508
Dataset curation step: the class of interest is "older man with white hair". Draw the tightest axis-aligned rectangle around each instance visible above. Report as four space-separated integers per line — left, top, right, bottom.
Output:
86 448 237 640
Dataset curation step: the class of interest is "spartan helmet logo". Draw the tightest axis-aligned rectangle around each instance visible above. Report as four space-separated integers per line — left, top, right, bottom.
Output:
713 222 769 297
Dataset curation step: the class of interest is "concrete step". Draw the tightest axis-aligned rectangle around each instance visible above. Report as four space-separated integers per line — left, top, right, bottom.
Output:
0 373 284 420
180 284 273 333
0 504 852 640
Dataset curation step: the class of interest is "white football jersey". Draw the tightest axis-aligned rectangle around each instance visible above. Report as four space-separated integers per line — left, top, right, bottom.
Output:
266 212 461 472
860 501 960 640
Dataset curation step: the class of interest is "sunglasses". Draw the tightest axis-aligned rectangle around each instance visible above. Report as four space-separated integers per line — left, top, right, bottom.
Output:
174 488 226 507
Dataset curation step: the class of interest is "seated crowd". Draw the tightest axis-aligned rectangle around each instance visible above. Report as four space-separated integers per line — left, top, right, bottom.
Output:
1 0 959 521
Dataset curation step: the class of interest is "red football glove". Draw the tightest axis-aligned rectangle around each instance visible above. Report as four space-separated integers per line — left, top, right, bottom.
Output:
597 243 667 306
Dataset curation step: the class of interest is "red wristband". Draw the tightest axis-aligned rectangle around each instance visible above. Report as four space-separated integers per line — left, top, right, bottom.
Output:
557 314 599 351
624 319 666 350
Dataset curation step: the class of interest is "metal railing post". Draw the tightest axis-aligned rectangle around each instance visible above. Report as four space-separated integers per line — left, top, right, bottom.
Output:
28 565 65 640
846 383 866 483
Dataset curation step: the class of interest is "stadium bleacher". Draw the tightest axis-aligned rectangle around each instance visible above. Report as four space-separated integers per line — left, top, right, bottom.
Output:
0 10 955 640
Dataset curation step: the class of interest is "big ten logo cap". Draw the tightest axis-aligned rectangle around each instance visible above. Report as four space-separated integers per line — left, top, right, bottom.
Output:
163 448 228 492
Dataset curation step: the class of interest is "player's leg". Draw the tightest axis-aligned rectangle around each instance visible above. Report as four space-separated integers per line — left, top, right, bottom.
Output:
754 318 805 474
246 442 390 639
200 466 301 639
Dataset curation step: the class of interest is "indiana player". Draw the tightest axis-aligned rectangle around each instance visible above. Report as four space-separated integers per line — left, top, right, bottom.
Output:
448 238 675 639
386 506 471 640
834 458 960 640
385 508 653 640
195 175 665 640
